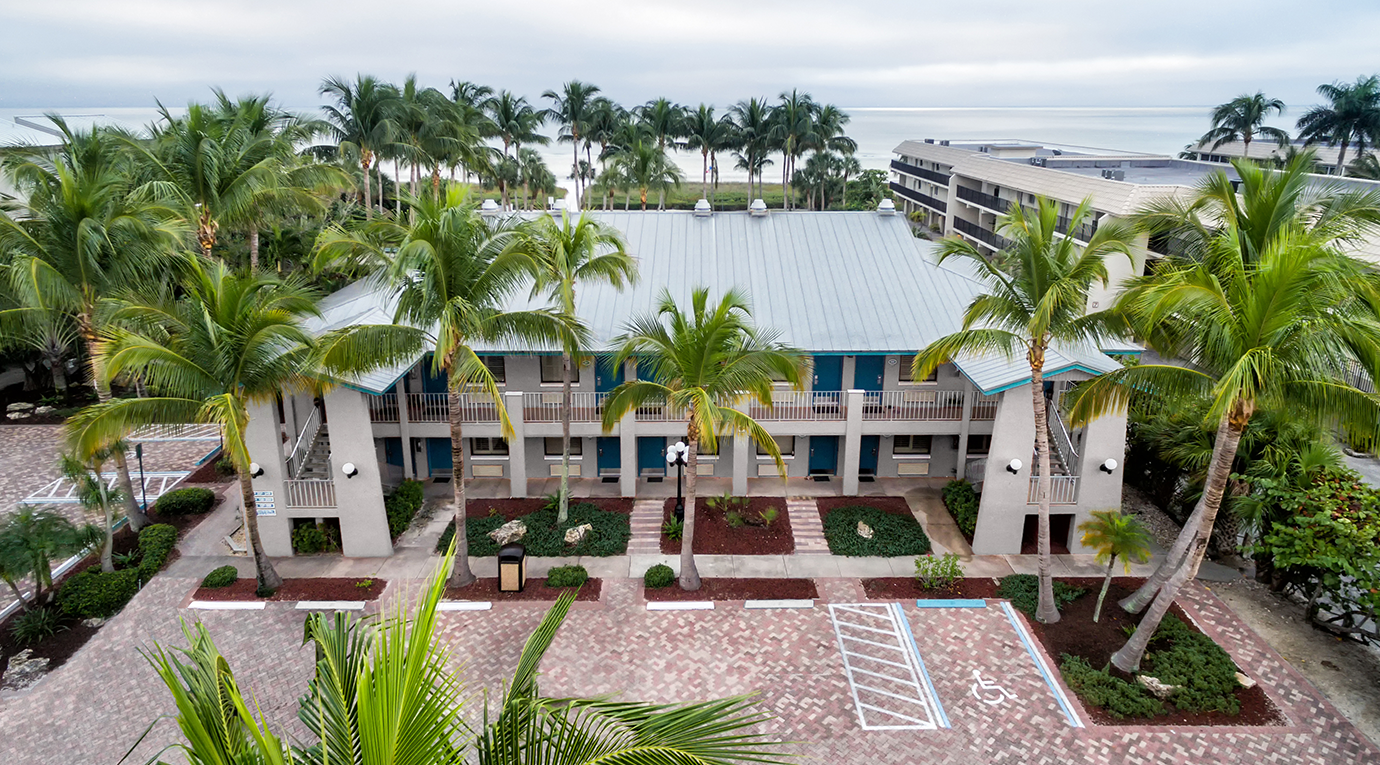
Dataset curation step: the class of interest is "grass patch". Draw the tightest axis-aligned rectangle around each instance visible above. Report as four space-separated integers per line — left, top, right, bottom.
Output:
822 505 931 557
996 573 1086 618
436 501 630 557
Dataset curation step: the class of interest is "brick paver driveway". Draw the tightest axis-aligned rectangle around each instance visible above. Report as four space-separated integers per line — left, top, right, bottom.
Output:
0 574 1374 764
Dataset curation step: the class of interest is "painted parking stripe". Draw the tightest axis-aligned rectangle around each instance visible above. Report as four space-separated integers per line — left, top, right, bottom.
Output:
828 603 946 731
892 602 951 729
999 601 1083 728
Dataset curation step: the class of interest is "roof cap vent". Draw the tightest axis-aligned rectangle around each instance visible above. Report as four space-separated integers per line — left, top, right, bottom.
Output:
748 198 768 217
939 140 950 146
480 199 500 216
924 138 935 144
876 198 896 216
693 198 712 217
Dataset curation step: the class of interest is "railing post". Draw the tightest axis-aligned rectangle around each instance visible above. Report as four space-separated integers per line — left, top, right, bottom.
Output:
396 380 413 479
842 389 865 495
620 361 638 497
956 390 974 480
505 390 527 497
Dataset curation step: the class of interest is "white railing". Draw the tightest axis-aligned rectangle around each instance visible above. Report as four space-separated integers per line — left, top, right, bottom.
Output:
970 394 998 420
636 401 682 422
860 389 965 421
1028 475 1079 505
522 392 607 423
284 479 337 508
403 392 501 423
747 391 845 421
1047 402 1079 476
367 394 399 423
287 406 322 479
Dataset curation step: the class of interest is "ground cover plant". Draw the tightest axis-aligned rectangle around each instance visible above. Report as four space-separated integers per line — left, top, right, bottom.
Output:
153 487 217 516
822 505 930 556
385 479 425 539
914 552 963 590
941 479 979 540
200 565 238 588
437 501 630 557
997 573 1085 618
544 565 588 588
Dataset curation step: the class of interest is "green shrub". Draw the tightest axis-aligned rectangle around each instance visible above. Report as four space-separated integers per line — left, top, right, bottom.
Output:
385 479 425 538
545 565 589 588
10 607 67 645
662 518 684 540
996 574 1086 618
200 565 238 589
1059 654 1163 719
154 487 216 516
436 502 630 557
822 506 931 557
914 552 963 590
644 564 675 589
1142 615 1242 714
941 480 979 537
292 524 337 554
57 568 139 619
215 457 236 476
137 524 179 581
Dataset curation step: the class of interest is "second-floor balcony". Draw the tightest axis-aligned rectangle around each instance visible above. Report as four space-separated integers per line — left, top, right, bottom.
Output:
890 159 950 186
956 185 1010 213
953 218 1010 251
890 182 946 213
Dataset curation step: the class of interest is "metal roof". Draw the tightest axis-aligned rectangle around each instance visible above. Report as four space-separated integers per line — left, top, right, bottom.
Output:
313 210 1124 395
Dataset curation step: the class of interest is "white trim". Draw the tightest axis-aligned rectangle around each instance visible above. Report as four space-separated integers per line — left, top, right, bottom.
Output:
891 455 933 461
438 601 493 611
189 601 267 610
543 455 584 460
647 601 714 611
295 601 366 611
756 455 795 460
469 455 510 461
745 599 814 609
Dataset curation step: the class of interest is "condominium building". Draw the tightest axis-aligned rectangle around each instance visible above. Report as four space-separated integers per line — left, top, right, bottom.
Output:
243 209 1133 559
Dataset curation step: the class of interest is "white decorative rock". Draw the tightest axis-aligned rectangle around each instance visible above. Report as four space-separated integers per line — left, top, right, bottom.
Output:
1235 672 1256 689
80 617 108 628
2 650 50 692
6 412 29 420
856 521 874 539
564 523 593 545
7 402 35 412
488 519 527 545
1136 675 1180 700
33 406 54 415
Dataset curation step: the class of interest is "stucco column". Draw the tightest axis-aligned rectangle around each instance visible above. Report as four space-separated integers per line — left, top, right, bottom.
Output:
619 359 638 497
841 388 865 495
1072 408 1130 553
396 380 413 479
505 390 527 497
322 388 393 557
840 356 856 391
246 398 292 557
972 385 1034 555
955 390 974 480
732 430 749 496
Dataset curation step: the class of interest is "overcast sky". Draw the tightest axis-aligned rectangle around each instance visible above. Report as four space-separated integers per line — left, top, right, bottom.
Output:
4 0 1377 110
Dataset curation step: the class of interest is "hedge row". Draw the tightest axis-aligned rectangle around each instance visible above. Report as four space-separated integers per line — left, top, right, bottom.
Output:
941 479 979 538
386 480 425 539
153 487 216 516
57 523 179 620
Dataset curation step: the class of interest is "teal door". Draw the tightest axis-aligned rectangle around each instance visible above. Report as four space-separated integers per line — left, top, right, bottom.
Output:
813 355 843 390
638 436 667 476
595 356 624 392
596 437 621 475
384 437 404 467
854 355 885 391
421 353 448 393
426 437 453 474
809 435 839 475
859 435 880 475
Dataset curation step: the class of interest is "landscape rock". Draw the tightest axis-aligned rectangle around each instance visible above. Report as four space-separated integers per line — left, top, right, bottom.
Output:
1235 672 1256 689
6 412 30 420
488 519 527 545
33 405 54 415
81 617 108 629
6 402 34 412
1136 674 1180 700
856 521 874 539
2 650 50 692
564 523 593 545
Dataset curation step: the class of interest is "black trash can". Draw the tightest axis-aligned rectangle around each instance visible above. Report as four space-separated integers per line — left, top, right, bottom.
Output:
498 543 527 592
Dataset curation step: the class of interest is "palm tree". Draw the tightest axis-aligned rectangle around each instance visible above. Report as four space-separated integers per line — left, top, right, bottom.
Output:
63 259 345 595
1297 75 1380 177
517 148 554 211
1077 510 1152 622
586 99 627 209
838 154 862 209
518 212 636 524
602 288 806 590
683 104 736 201
1066 152 1380 671
320 75 400 219
636 98 685 209
0 118 184 533
59 445 127 573
1348 151 1380 180
730 97 773 201
543 80 602 209
145 549 789 765
1197 92 1290 157
913 197 1135 624
314 189 574 587
608 138 683 210
0 508 98 610
485 91 549 209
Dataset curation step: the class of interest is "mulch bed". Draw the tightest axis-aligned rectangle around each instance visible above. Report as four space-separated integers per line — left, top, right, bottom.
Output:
644 577 818 601
1027 577 1284 727
816 495 914 521
461 497 633 520
184 458 235 484
660 497 793 555
191 577 387 602
444 577 602 602
863 576 1002 600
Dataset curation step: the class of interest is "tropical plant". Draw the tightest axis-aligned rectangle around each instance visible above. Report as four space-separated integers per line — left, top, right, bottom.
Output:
542 80 602 209
768 89 818 209
601 287 806 589
1297 75 1380 177
319 75 401 219
913 195 1135 623
683 104 737 201
635 98 686 209
1078 510 1152 622
1197 91 1289 156
517 211 636 524
729 97 774 201
59 444 128 573
0 507 98 610
607 138 683 211
485 90 549 208
1066 151 1380 671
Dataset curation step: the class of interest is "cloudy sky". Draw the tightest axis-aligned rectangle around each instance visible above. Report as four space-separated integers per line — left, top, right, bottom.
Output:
3 0 1377 111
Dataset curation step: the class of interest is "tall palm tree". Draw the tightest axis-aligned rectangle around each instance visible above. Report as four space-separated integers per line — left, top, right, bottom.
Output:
1297 75 1380 177
913 197 1135 624
608 138 683 210
1077 509 1152 622
635 98 685 209
518 212 636 524
517 148 555 211
602 288 806 590
320 75 400 219
314 189 574 587
543 80 602 209
446 81 498 187
1197 91 1290 157
839 153 862 208
485 91 549 209
769 90 820 210
730 97 773 201
1067 152 1380 670
587 99 628 210
64 259 343 595
683 104 736 201
0 118 185 533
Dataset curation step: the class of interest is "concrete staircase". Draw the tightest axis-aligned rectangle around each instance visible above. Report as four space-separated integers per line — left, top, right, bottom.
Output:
295 428 332 480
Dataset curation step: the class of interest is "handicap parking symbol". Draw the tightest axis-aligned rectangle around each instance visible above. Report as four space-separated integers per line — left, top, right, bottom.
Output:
970 670 1017 706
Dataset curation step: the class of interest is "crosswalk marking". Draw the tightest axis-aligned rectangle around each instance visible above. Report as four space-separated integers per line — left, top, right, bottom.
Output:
828 603 949 731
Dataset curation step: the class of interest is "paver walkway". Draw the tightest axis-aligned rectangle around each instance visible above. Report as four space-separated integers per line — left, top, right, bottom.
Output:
627 498 663 555
787 496 830 553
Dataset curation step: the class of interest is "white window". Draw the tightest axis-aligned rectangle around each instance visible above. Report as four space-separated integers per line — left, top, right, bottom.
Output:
757 435 795 457
540 355 579 384
471 437 508 456
893 435 932 456
544 437 581 456
898 359 938 383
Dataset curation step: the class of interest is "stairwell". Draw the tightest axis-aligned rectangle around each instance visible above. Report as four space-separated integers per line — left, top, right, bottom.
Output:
294 427 332 480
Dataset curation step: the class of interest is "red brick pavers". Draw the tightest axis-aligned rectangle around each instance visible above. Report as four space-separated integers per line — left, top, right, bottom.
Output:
0 575 1374 764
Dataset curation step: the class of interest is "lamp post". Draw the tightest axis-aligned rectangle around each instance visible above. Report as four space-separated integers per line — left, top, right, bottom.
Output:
134 442 149 513
666 441 689 522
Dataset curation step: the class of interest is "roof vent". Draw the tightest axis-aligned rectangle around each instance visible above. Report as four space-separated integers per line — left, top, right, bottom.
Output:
748 199 768 217
480 199 500 216
939 140 950 146
924 138 935 144
693 198 712 217
876 198 896 216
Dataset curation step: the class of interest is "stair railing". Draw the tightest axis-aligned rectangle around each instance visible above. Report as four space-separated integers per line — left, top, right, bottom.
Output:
287 406 322 479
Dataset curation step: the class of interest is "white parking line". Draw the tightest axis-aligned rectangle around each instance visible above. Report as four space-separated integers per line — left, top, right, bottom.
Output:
828 603 948 731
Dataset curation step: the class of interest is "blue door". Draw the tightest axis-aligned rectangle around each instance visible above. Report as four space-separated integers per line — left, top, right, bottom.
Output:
854 355 885 391
813 355 843 391
421 353 448 393
638 436 667 476
859 435 880 475
426 437 453 474
595 356 624 392
596 437 621 476
383 437 404 467
809 435 839 475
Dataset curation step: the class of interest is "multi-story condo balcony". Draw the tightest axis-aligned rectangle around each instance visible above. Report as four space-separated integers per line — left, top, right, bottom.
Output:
956 185 1009 213
953 217 1010 250
889 182 946 213
890 159 950 186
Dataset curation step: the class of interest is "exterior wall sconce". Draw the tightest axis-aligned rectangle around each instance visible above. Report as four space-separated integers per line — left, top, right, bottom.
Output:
1006 459 1022 474
249 462 264 478
1100 458 1118 474
341 462 359 479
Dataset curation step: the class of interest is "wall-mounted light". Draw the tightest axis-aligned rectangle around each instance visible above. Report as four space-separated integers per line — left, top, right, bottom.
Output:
249 462 264 478
341 462 359 479
1006 458 1023 474
1099 458 1118 474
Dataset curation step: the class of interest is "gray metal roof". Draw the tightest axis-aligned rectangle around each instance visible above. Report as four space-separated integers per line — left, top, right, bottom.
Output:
314 210 1124 395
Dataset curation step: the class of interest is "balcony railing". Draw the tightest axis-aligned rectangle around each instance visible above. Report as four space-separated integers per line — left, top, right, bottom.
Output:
522 392 607 422
890 182 947 213
890 159 950 186
956 185 1010 213
971 394 998 420
285 479 337 509
747 391 845 421
287 406 322 479
953 218 1010 251
367 394 399 423
635 402 683 422
860 390 966 421
1028 475 1079 505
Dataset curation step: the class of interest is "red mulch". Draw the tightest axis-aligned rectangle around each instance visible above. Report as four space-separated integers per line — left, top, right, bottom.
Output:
816 496 914 522
1026 577 1284 727
644 577 818 601
444 577 602 602
184 458 234 484
192 577 387 601
462 497 633 520
863 576 1002 600
659 497 792 555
